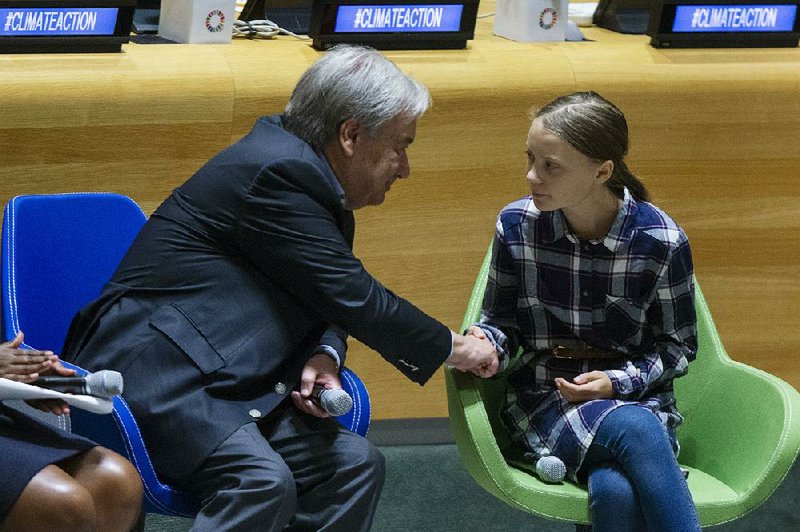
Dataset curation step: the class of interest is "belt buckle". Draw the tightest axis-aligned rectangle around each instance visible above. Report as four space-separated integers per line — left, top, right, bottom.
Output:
552 345 570 358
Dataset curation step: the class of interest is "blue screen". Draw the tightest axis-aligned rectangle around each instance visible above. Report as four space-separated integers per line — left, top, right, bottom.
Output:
672 4 797 32
1 7 119 36
334 4 463 33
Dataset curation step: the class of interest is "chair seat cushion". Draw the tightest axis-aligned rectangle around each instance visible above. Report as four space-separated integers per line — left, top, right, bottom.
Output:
683 465 744 524
500 460 741 524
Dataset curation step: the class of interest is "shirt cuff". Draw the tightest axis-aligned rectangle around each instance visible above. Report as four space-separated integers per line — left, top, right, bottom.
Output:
477 324 511 372
314 345 341 369
605 365 639 398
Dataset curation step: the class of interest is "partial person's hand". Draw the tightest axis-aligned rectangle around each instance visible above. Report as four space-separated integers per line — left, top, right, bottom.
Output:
26 348 76 416
447 332 499 378
555 371 613 403
26 397 71 416
0 331 56 382
45 358 77 378
464 325 487 340
291 353 342 418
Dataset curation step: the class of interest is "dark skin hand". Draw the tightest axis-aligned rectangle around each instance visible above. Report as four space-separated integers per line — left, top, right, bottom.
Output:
0 331 75 415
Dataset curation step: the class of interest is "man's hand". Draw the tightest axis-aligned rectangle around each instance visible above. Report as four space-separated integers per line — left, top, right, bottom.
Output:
291 353 342 418
555 371 613 403
447 331 499 378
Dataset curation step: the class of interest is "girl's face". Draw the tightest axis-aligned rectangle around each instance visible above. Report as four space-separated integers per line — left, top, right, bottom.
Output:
525 117 611 213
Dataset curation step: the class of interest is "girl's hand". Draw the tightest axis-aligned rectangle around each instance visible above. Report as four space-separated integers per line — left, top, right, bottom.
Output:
555 371 613 403
464 326 487 340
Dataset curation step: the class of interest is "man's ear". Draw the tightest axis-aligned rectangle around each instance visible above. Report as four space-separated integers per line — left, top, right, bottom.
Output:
595 160 614 185
338 118 360 157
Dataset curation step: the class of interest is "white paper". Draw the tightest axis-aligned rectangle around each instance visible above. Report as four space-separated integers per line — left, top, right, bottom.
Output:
0 378 113 415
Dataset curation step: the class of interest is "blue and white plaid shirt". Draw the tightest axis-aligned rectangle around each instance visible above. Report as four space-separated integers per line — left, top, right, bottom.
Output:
477 188 696 481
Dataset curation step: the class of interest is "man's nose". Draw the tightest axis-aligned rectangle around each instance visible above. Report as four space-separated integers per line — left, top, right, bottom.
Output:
398 153 410 179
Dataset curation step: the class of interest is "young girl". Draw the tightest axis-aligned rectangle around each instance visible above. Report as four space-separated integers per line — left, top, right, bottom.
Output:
470 92 700 531
0 332 143 531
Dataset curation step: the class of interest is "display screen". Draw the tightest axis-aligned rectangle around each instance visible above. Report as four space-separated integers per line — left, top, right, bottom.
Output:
0 7 119 36
672 4 797 32
333 4 463 33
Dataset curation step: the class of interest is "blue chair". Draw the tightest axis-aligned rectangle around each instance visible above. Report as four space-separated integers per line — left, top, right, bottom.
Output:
1 192 371 517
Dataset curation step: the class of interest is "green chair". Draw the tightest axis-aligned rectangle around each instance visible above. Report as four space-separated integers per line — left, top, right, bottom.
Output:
446 246 800 527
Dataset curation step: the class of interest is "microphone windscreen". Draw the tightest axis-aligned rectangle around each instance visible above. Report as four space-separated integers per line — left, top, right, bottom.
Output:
319 388 353 417
535 455 566 483
86 370 124 398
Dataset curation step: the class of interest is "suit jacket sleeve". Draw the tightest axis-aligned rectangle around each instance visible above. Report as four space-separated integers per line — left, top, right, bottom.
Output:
319 324 348 366
234 158 451 384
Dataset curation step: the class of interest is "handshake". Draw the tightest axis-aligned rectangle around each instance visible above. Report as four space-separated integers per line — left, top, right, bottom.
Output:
446 326 499 379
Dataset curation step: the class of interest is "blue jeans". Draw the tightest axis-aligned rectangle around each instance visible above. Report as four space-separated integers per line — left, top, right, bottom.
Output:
581 406 700 532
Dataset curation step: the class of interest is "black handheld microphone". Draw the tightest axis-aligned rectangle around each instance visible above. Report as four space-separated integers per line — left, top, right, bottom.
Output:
32 370 123 399
311 385 353 416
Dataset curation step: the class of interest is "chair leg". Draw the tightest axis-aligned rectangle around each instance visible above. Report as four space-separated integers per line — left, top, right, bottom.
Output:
575 524 592 532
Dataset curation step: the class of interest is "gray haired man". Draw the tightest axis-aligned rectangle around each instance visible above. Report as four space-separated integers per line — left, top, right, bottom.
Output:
62 44 498 531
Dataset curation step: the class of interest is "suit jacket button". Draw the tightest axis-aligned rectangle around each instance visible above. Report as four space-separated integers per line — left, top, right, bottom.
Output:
274 382 287 394
249 409 262 418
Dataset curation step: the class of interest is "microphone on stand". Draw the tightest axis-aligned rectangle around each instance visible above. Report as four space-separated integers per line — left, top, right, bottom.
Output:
311 385 353 416
31 370 123 399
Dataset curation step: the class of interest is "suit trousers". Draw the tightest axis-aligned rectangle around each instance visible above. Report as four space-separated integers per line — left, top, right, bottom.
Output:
181 401 385 532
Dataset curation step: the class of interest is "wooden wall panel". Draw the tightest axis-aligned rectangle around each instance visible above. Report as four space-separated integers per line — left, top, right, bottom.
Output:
0 46 235 214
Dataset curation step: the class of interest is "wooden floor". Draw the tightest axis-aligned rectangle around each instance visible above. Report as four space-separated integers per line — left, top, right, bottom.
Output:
1 3 798 419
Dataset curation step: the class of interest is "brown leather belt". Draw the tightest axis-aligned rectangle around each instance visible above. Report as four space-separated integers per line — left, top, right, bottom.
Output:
550 345 622 360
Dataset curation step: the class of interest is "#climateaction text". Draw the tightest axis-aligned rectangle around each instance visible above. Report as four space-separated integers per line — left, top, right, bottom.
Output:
1 8 118 36
355 6 443 29
690 6 781 29
6 10 97 32
337 5 463 32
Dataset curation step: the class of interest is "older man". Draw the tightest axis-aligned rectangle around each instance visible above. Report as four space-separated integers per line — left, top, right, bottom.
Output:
62 45 497 531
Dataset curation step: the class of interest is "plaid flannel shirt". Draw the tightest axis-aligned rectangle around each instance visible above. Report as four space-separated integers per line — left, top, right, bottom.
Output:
477 188 696 481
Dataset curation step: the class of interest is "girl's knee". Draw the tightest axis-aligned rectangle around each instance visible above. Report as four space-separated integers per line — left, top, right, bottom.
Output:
88 448 144 506
55 487 98 532
603 407 671 450
10 468 98 532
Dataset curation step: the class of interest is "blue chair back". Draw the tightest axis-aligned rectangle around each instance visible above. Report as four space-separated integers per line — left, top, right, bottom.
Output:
1 193 146 350
1 192 372 517
1 193 201 516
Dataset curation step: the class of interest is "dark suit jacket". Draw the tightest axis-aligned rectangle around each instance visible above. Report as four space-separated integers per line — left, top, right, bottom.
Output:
62 116 452 480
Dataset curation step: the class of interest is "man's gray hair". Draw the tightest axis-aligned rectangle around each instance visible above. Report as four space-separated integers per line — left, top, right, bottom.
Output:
283 45 431 151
